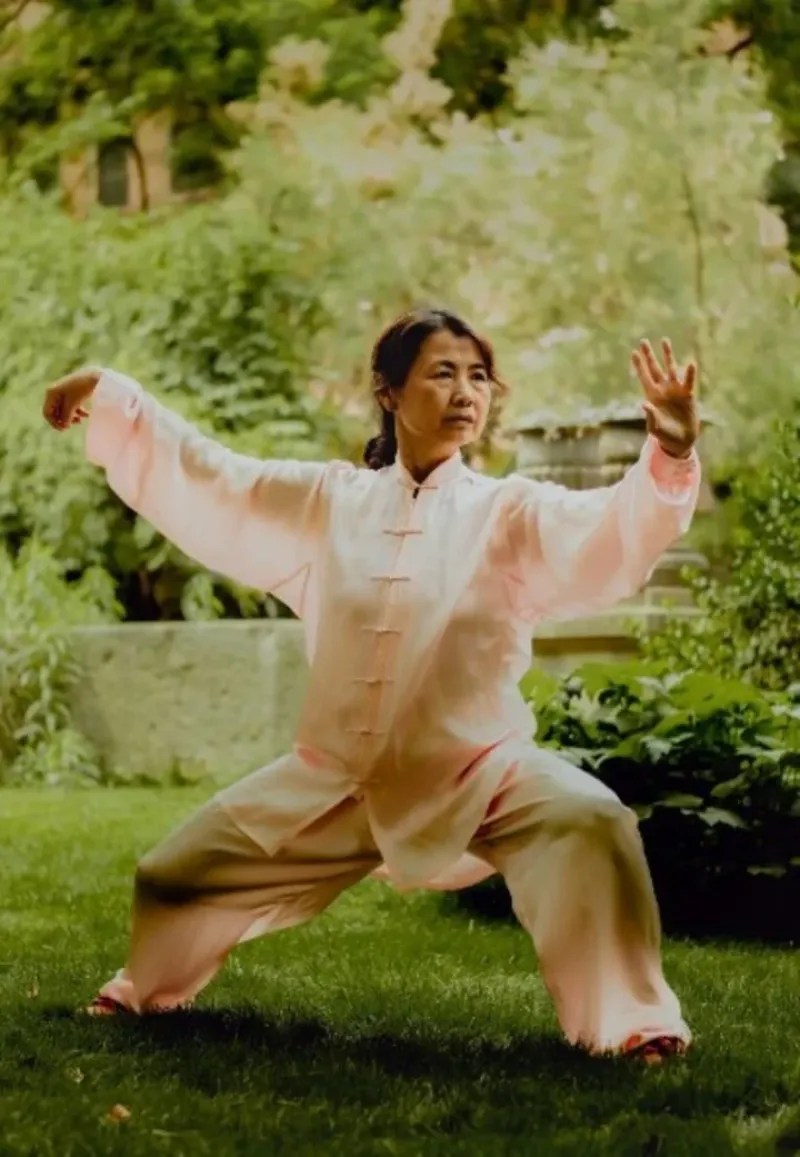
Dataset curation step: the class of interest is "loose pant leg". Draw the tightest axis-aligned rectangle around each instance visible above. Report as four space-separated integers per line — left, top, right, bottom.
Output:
98 793 380 1013
469 747 691 1055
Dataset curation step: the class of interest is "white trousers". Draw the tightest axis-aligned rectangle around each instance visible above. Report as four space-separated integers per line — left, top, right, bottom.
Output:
99 746 690 1054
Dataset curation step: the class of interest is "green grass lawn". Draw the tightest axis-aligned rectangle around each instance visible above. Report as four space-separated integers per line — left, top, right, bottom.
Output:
0 789 798 1157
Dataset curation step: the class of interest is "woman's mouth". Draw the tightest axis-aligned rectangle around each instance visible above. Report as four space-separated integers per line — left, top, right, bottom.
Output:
444 415 474 427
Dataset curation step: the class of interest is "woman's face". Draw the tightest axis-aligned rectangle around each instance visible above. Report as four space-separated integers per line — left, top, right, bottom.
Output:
384 329 492 456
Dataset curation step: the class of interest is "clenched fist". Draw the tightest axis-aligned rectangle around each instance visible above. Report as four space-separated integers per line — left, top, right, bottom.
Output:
42 369 101 432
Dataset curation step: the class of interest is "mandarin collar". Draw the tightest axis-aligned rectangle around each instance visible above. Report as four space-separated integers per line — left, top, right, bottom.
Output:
390 451 468 493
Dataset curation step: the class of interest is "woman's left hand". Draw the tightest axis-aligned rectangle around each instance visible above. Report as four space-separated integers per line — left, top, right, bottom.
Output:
631 338 699 459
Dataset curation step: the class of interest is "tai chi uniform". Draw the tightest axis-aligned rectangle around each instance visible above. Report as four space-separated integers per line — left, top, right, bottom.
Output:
87 369 699 1054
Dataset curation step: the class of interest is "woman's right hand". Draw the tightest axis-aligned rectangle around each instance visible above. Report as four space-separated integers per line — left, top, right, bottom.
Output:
42 368 101 431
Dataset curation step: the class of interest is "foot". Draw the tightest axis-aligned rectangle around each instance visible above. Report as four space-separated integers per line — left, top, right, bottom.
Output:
84 994 193 1017
84 995 128 1017
622 1033 689 1065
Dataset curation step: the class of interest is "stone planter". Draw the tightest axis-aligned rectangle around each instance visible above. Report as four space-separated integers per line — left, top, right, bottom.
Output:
512 405 715 604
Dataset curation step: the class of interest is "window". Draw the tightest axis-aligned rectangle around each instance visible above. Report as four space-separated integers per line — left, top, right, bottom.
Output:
97 139 131 207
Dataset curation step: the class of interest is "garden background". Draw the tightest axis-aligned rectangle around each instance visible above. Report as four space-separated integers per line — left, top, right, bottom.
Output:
0 1 798 1154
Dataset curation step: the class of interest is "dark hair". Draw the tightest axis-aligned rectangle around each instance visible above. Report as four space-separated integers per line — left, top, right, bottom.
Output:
363 307 508 470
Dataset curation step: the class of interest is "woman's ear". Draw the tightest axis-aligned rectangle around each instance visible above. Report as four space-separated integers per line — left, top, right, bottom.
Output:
378 388 397 414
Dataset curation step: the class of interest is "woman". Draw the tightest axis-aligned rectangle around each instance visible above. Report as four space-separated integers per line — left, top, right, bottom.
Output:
43 308 700 1063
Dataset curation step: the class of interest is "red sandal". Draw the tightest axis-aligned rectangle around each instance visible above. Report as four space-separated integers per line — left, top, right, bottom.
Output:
623 1033 689 1064
84 995 127 1017
84 995 193 1016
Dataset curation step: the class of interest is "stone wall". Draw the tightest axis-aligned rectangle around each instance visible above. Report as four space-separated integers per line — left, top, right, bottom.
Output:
69 621 308 785
67 607 687 785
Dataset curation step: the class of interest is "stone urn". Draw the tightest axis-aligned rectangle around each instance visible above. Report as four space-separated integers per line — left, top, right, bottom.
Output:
511 403 715 607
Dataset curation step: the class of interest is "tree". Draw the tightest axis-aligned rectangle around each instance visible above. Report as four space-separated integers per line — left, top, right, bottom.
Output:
258 0 398 107
705 2 800 245
233 0 799 453
711 1 800 140
0 0 270 202
259 0 611 124
433 0 611 117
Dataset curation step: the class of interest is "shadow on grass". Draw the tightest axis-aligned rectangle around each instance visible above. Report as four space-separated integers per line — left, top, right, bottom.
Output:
30 1002 800 1144
43 1001 615 1085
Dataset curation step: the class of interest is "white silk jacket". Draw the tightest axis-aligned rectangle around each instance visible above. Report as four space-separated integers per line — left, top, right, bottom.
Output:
86 370 700 888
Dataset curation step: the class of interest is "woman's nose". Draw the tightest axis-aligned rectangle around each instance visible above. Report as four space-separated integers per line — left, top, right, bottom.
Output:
452 376 473 403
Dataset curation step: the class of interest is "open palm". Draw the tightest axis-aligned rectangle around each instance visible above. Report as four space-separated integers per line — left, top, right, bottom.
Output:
631 339 699 459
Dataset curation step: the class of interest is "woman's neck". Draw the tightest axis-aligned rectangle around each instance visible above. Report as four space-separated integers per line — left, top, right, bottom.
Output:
397 446 456 485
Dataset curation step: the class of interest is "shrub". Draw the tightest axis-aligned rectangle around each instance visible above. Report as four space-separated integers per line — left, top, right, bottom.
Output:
0 542 118 786
0 189 338 621
641 416 800 692
451 662 800 943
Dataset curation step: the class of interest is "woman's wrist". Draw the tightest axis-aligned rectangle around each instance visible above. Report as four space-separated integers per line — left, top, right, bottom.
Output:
657 439 694 460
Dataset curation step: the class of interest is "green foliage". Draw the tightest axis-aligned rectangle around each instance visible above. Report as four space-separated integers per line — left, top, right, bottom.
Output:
641 417 800 691
259 0 614 114
461 661 800 941
0 541 117 785
433 0 611 117
711 0 800 247
124 200 331 437
235 0 800 453
0 187 337 621
0 0 268 191
261 0 399 106
714 0 800 141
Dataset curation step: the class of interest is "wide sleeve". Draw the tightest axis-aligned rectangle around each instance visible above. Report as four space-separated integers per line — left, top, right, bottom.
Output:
505 435 701 622
84 368 332 598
